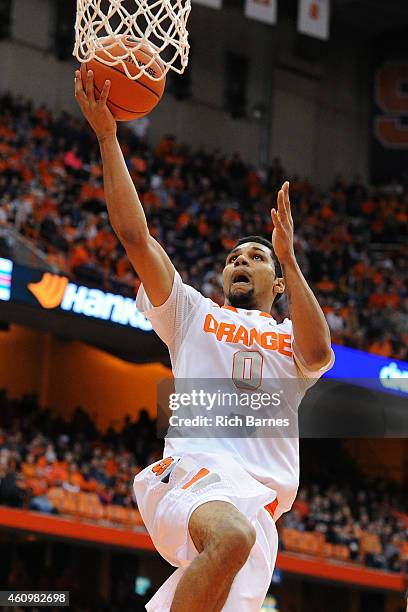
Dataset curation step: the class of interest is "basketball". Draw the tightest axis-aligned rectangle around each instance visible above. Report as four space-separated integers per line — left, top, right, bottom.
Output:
80 36 166 121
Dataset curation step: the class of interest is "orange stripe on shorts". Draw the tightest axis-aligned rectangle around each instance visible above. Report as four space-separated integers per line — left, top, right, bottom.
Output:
264 498 278 519
182 468 210 490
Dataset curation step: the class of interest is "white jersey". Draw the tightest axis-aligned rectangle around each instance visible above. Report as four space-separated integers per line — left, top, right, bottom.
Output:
136 272 334 518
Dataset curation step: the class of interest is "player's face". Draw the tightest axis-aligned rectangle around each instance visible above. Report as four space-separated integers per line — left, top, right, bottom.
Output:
223 242 277 309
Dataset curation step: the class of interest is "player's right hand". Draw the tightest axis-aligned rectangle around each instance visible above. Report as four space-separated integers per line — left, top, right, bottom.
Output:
74 69 117 142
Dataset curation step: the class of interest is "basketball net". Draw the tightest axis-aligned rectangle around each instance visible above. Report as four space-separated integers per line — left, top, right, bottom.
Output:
73 0 191 81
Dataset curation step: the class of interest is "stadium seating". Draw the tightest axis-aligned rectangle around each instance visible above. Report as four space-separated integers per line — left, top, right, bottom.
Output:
0 93 406 360
0 391 406 572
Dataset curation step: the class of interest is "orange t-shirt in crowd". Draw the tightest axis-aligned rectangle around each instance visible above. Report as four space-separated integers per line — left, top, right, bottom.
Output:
176 212 190 229
21 462 37 480
198 217 209 237
106 458 118 477
369 339 393 357
361 199 375 215
47 462 68 486
315 279 336 293
69 470 85 489
142 191 161 209
293 499 309 518
69 244 89 270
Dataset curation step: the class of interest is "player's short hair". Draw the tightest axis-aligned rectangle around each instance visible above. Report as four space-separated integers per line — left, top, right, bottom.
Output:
230 235 283 305
232 235 283 278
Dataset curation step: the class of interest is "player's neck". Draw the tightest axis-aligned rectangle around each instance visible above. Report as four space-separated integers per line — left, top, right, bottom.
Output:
224 298 273 314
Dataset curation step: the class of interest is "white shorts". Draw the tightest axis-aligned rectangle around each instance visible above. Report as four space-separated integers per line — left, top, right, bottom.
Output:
133 452 279 612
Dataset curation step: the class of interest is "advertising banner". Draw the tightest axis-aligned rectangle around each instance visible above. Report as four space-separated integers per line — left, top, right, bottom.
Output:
0 257 13 301
8 261 152 332
245 0 277 25
192 0 222 9
297 0 330 40
326 344 408 399
0 258 167 365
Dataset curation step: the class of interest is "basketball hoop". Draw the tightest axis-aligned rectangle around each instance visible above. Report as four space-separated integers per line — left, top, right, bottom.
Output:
73 0 191 82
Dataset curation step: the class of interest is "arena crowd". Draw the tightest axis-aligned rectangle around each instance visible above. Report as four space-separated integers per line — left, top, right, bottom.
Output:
0 93 406 360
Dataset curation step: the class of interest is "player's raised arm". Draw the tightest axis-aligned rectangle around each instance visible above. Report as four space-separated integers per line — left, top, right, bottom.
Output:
74 69 175 306
271 181 333 373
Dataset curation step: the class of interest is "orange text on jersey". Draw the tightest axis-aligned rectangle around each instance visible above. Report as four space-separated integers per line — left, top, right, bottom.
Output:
203 314 293 357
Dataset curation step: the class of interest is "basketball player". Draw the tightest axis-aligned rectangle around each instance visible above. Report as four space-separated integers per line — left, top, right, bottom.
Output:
75 71 334 611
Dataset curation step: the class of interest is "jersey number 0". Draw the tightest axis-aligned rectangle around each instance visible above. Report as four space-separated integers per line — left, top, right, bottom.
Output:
232 350 263 390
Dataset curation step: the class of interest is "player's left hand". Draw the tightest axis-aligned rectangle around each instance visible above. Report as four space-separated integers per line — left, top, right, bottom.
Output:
271 181 295 265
